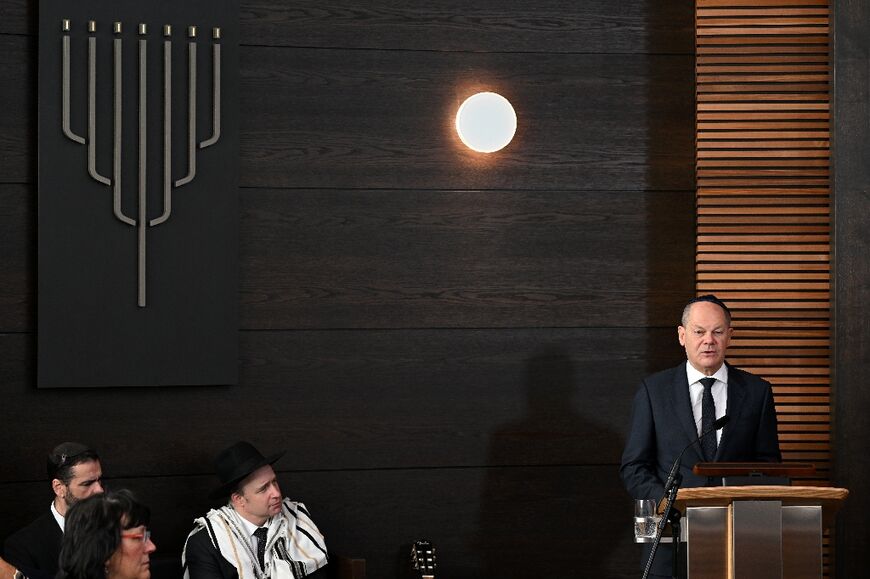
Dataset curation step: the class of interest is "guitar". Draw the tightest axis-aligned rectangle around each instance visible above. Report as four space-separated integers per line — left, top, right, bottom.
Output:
411 540 436 579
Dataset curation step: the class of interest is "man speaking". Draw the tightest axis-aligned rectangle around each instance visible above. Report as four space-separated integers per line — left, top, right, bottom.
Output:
620 295 781 577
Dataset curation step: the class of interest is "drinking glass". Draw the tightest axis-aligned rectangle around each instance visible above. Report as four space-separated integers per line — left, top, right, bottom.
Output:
634 499 661 542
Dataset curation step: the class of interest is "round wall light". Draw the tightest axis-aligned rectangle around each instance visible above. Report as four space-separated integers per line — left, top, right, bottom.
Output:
455 92 517 153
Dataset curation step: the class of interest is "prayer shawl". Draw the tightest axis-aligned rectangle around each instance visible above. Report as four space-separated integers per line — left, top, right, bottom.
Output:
182 499 328 579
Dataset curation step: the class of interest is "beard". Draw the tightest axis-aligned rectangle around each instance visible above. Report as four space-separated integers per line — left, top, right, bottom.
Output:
62 489 80 509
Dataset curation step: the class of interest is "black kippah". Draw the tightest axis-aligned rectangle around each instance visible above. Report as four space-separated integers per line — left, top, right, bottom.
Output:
685 294 730 317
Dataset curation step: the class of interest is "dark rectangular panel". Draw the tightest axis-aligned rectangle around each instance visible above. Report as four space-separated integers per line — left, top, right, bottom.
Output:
0 466 641 579
0 328 683 481
37 0 239 386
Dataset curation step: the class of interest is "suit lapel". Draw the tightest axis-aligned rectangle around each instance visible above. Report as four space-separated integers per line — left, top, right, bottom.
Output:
669 363 705 463
715 361 746 460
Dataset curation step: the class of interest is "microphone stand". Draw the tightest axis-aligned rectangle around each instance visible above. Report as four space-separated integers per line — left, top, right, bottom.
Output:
640 468 683 579
638 415 729 579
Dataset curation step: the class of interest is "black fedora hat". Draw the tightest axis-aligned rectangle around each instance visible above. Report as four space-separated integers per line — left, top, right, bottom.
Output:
210 441 285 499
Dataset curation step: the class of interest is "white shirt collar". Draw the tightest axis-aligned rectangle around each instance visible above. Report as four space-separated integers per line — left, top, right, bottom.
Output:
236 511 264 538
686 361 728 387
50 500 65 531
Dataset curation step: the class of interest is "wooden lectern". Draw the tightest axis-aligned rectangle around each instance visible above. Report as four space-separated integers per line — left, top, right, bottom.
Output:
673 463 848 579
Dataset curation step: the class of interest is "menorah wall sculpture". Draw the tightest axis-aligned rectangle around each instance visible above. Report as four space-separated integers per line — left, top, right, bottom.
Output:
38 0 238 388
61 18 222 307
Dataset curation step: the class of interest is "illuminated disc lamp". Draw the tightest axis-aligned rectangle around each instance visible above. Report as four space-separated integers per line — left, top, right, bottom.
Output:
455 92 517 153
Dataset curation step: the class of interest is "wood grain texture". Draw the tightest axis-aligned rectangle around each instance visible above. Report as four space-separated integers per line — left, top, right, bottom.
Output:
0 38 695 190
237 0 693 54
0 1 703 578
1 185 694 332
242 48 693 191
237 188 695 329
0 0 694 55
0 35 34 184
831 0 870 576
0 328 682 482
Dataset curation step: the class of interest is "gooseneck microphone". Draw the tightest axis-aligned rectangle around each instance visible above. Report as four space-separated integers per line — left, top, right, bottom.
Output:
662 415 730 499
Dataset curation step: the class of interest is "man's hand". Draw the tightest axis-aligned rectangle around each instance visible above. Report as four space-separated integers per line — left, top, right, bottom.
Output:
0 557 23 579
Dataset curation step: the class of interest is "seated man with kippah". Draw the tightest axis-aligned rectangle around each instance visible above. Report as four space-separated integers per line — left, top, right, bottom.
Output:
3 442 105 579
183 441 329 579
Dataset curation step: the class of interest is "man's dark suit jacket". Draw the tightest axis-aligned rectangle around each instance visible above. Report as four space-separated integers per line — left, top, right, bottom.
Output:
619 361 781 577
3 510 62 579
184 528 329 579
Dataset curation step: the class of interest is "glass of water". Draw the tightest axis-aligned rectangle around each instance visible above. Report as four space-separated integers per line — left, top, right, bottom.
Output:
634 499 661 543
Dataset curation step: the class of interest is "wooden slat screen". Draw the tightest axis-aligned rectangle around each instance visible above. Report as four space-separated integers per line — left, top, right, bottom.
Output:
695 0 831 490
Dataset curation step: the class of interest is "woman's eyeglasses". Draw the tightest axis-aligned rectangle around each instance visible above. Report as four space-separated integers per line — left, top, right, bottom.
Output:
121 529 152 544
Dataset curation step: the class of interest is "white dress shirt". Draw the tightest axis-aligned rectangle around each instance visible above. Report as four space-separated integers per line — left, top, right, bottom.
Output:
50 500 65 531
686 362 728 445
236 514 267 553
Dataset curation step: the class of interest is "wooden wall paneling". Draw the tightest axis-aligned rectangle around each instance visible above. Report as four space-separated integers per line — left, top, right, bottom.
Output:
240 48 696 191
0 0 699 576
0 184 31 331
0 0 694 55
0 34 33 184
238 189 696 329
0 183 697 332
0 328 681 483
832 0 870 576
0 39 695 191
237 0 693 54
695 0 831 483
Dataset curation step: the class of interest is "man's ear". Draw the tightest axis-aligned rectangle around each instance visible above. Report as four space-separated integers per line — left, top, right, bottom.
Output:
677 325 686 346
51 478 66 498
230 491 244 508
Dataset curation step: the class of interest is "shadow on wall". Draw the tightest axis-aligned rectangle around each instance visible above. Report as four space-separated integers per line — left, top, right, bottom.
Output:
476 347 625 578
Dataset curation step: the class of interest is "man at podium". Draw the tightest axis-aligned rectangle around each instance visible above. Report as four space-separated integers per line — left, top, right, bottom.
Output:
619 295 781 578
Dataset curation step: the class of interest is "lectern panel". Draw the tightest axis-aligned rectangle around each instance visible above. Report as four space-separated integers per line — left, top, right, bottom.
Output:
782 505 822 579
733 500 782 579
685 506 728 579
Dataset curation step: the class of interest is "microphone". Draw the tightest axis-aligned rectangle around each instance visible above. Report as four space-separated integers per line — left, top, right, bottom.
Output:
662 415 730 497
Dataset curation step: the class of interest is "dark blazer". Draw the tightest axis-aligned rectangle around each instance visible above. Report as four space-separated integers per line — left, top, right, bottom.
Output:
3 510 62 579
184 527 329 579
619 362 781 577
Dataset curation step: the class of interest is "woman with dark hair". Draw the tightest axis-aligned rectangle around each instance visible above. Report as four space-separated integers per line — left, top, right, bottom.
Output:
57 490 156 579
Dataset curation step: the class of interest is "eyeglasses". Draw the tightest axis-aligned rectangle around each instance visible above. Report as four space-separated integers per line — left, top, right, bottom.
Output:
121 529 152 544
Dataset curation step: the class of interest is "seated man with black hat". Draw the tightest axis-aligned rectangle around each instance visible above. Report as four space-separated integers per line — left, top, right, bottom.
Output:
182 441 329 579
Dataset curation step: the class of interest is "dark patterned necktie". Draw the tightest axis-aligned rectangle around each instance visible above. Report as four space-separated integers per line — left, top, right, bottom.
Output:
700 377 717 461
254 527 268 570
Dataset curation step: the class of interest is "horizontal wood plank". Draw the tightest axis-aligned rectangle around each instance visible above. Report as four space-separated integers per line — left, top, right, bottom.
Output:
0 328 681 482
0 185 695 332
0 38 695 191
0 0 694 55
